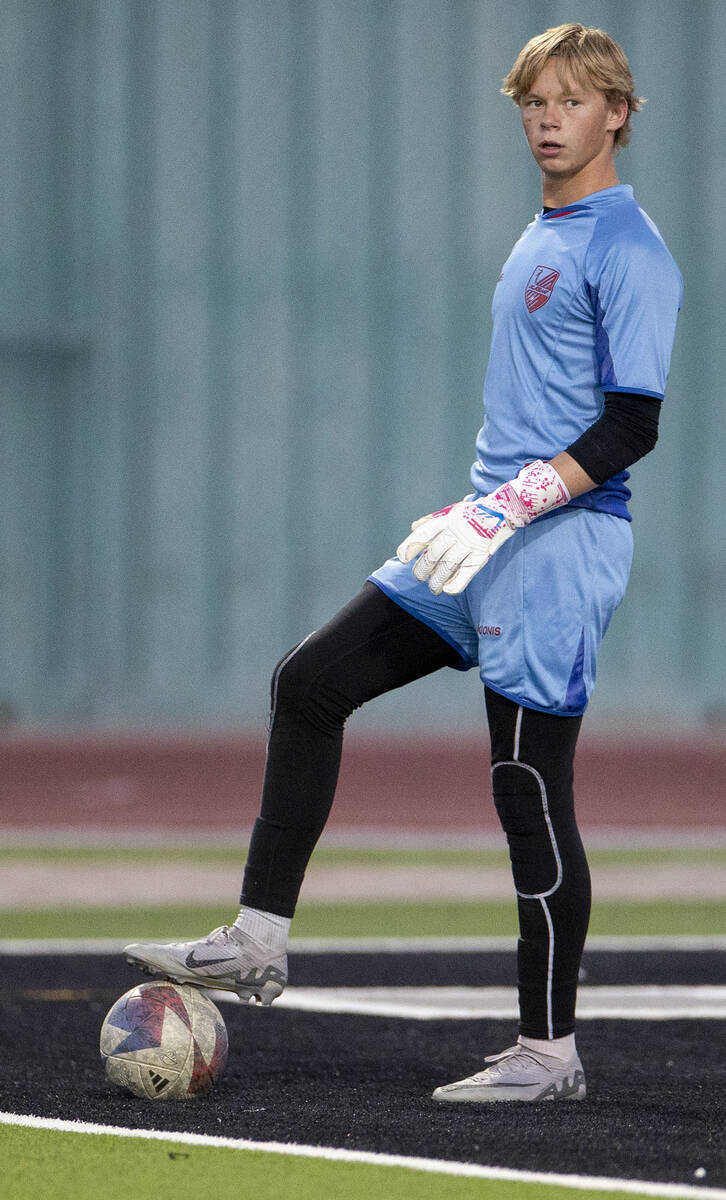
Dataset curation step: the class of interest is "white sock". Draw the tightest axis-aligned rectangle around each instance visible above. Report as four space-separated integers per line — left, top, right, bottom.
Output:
518 1033 577 1062
233 907 291 952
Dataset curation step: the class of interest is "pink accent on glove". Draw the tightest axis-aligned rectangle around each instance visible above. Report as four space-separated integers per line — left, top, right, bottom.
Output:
462 503 508 541
492 460 570 529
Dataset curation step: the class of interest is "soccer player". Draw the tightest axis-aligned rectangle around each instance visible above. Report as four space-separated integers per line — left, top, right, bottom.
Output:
125 24 682 1102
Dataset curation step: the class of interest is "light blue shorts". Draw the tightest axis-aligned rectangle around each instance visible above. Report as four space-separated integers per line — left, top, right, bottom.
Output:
368 507 633 716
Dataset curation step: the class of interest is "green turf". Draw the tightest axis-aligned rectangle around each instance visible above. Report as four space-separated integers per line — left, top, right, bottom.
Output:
2 844 726 867
0 1124 685 1200
2 899 726 941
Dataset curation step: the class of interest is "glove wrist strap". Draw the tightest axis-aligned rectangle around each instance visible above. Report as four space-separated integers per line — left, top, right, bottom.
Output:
498 460 571 527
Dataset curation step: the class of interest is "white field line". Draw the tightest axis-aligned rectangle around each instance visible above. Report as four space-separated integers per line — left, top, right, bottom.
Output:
3 938 722 1019
2 934 726 955
211 984 726 1021
1 1112 723 1200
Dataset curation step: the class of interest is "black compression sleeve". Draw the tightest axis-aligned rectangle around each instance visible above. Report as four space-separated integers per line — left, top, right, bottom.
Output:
565 391 661 485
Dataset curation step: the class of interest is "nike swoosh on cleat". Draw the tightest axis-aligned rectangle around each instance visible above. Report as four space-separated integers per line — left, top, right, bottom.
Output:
184 950 239 969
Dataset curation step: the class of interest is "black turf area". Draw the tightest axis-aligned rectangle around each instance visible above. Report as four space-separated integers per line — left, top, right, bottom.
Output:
2 952 725 1189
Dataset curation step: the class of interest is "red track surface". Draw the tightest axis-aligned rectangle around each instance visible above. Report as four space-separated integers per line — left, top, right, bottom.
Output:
0 732 723 834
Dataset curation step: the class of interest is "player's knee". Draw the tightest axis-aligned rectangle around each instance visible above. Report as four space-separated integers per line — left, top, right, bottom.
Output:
492 761 561 895
269 635 352 734
492 762 545 834
269 639 316 714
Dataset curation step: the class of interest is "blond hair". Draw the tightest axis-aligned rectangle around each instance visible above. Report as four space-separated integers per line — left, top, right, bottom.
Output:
501 23 643 148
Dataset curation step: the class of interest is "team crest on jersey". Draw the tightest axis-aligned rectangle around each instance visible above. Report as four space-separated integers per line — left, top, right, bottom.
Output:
525 265 560 313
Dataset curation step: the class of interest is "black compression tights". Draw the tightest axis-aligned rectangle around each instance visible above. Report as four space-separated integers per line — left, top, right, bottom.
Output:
241 583 460 914
485 689 589 1038
240 580 590 1038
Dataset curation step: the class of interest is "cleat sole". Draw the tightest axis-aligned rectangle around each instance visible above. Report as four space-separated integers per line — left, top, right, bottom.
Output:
124 954 285 1007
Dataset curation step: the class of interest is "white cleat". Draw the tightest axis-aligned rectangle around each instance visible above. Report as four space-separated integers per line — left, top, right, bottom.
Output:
432 1042 586 1103
124 924 287 1006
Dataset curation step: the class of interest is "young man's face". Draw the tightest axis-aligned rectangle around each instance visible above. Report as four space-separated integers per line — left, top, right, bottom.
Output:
519 60 628 200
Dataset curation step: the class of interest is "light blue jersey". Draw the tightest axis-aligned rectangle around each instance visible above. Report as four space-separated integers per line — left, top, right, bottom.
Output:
471 185 683 518
371 183 681 715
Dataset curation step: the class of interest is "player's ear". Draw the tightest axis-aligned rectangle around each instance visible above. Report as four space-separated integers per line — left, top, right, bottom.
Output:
606 96 628 134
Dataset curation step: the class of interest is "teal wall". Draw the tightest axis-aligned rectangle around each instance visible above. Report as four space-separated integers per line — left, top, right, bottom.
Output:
1 0 724 731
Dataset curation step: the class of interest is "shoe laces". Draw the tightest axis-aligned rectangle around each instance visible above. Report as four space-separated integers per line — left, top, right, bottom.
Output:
202 925 236 945
206 923 265 952
474 1045 546 1081
157 925 238 952
201 923 282 959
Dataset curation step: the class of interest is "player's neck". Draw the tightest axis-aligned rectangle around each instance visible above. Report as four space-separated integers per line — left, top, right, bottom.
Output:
541 161 620 210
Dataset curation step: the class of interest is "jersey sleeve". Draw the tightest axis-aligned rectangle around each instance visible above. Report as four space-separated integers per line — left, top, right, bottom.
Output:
584 211 683 400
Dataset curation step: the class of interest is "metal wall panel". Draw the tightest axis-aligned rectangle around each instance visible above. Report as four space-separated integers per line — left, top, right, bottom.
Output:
1 0 723 730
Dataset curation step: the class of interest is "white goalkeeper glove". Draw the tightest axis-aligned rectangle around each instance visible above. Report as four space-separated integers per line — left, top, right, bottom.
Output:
397 459 571 595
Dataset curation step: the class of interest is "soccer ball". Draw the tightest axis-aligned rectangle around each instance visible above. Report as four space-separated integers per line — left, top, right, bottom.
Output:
100 981 229 1100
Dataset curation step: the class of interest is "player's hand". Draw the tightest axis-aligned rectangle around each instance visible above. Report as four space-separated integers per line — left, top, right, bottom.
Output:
397 497 516 595
397 460 570 595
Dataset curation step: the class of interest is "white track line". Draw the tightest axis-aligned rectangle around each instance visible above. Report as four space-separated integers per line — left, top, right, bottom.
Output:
3 938 725 1019
2 934 726 955
210 985 726 1021
1 1112 723 1199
